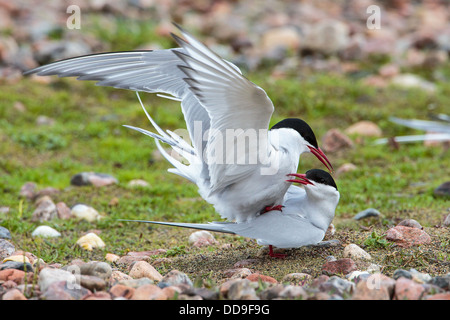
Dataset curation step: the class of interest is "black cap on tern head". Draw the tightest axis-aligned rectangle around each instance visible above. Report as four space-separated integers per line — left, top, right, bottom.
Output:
270 118 318 149
305 169 338 190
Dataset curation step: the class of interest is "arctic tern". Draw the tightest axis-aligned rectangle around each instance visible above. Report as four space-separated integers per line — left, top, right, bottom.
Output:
120 169 340 258
24 24 333 222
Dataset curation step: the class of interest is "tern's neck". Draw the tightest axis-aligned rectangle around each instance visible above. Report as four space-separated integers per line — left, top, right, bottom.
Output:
303 187 340 231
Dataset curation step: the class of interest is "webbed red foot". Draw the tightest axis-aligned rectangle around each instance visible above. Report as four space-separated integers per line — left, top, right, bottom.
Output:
262 205 284 214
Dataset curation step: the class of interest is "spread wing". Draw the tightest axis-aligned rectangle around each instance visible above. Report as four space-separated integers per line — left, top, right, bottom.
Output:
24 24 276 195
171 24 275 194
24 48 211 158
24 49 188 98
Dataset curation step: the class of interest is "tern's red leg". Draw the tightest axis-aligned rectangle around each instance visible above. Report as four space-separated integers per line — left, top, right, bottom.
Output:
268 245 287 259
262 205 284 214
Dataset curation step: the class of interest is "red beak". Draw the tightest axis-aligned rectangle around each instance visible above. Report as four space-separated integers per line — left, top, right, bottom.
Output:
307 146 333 172
286 173 314 185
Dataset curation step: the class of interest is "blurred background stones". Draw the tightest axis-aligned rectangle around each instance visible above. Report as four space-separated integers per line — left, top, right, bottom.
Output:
0 0 448 83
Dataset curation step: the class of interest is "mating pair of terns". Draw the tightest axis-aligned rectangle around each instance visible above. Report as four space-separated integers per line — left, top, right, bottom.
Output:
25 24 340 257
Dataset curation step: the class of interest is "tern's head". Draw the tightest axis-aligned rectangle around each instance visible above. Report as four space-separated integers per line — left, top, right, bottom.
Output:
270 118 333 172
286 169 338 199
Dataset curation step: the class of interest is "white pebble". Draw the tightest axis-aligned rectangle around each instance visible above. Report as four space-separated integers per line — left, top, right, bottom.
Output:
76 232 105 251
3 255 31 264
343 243 372 261
31 225 61 238
127 179 150 187
346 270 370 281
71 204 102 222
188 230 215 245
105 253 120 263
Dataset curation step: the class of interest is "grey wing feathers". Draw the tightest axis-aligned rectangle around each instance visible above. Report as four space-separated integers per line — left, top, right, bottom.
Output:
24 49 188 99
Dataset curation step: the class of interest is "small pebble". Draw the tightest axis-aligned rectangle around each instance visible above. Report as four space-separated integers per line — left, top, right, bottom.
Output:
227 279 259 300
2 288 27 300
110 284 135 299
233 259 259 268
353 208 381 220
385 225 431 247
259 284 285 300
0 260 34 272
309 239 341 248
246 273 277 284
393 269 412 280
346 270 370 281
110 270 133 284
19 182 37 199
443 213 450 227
77 262 112 280
319 276 355 297
76 233 106 251
335 163 357 176
0 268 33 285
129 261 163 282
82 291 112 300
31 225 61 238
345 121 382 137
71 204 102 222
352 276 391 300
41 279 91 300
282 273 312 285
279 285 309 300
343 243 372 261
0 239 15 261
394 277 426 300
158 270 193 288
128 179 150 187
3 254 30 264
79 274 107 291
118 278 154 288
36 115 55 126
321 128 354 153
188 230 217 247
56 202 72 219
322 258 357 276
31 196 58 222
397 219 423 229
131 284 167 300
105 253 120 263
0 226 12 239
38 267 79 293
429 275 450 290
228 268 252 279
433 181 450 197
409 269 432 284
70 172 118 187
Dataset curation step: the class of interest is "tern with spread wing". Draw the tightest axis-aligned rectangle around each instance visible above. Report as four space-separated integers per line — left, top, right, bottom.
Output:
25 24 333 222
121 169 340 258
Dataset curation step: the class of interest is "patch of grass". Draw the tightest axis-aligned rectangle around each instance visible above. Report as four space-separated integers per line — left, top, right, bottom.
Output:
364 231 390 249
165 245 188 257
